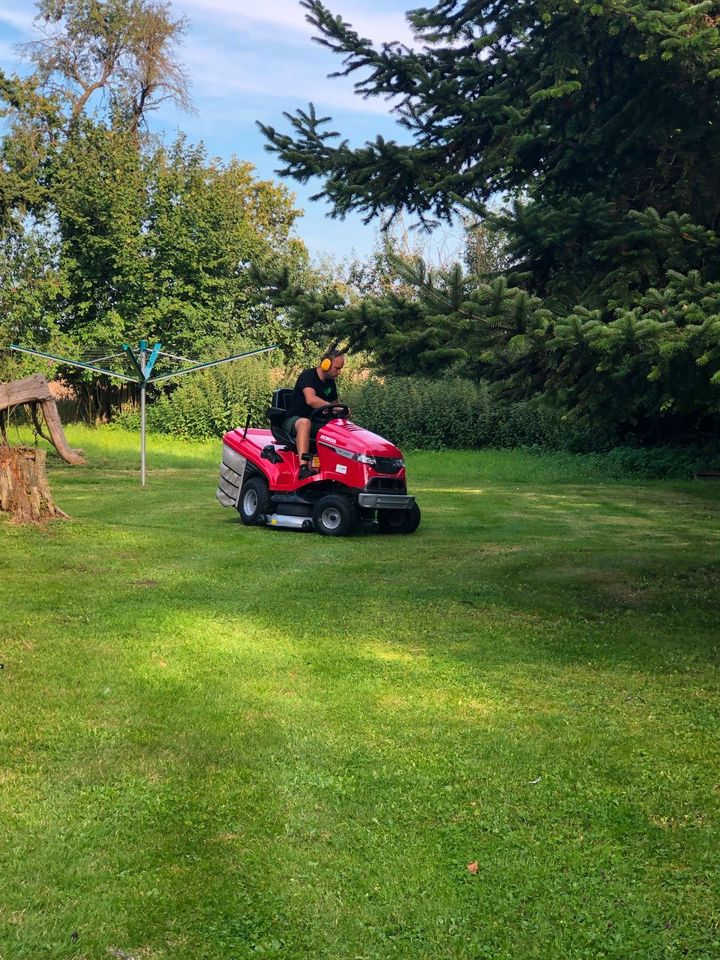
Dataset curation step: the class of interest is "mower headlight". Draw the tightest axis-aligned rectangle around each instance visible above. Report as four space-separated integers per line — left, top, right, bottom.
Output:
328 446 378 466
331 445 355 460
322 443 404 472
355 453 405 471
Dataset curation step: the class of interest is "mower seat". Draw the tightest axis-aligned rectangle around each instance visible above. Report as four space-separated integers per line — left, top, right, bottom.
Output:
267 387 319 454
266 387 313 454
266 388 294 448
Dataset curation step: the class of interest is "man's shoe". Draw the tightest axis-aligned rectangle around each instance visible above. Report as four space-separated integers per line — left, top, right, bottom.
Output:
299 464 319 481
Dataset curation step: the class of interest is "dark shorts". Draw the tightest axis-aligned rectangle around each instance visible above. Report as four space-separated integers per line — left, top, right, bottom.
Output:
283 415 320 438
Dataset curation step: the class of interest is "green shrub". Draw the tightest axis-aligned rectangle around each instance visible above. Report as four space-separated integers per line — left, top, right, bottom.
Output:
343 376 611 452
341 375 720 476
113 368 720 478
344 377 479 450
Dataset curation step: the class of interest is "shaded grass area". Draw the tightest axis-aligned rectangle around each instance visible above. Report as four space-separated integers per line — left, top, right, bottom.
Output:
1 427 719 960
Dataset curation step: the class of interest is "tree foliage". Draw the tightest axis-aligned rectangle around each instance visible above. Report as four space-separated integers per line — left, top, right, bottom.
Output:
0 222 67 381
261 1 720 234
45 125 305 356
259 0 720 305
0 72 59 225
258 0 720 441
23 0 191 132
1 0 190 220
5 124 305 376
256 212 720 441
1 1 309 415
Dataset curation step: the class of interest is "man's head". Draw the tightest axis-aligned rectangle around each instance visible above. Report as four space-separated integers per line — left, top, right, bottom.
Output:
319 349 345 379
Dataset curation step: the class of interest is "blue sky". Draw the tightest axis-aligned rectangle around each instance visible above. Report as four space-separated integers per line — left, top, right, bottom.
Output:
0 0 460 263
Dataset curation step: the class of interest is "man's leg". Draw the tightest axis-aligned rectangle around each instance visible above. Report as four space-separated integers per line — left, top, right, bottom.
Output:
294 418 319 479
295 417 311 460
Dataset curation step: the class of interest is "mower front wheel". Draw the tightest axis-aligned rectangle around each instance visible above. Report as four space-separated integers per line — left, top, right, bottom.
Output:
312 494 357 537
238 476 271 525
377 502 421 535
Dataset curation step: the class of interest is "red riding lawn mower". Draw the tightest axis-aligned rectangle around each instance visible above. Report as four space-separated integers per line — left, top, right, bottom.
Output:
216 388 421 536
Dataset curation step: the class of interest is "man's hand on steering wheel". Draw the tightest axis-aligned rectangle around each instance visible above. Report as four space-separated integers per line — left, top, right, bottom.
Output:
310 403 350 424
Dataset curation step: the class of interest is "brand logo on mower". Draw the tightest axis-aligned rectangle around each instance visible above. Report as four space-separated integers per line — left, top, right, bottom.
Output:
322 436 337 444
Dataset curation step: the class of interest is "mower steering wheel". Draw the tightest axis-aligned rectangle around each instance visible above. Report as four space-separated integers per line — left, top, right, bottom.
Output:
311 403 349 424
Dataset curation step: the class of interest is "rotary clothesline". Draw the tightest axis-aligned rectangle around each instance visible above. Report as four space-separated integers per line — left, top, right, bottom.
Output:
9 340 278 485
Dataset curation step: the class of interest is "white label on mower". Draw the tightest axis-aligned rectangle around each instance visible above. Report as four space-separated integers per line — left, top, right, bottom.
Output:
336 463 348 474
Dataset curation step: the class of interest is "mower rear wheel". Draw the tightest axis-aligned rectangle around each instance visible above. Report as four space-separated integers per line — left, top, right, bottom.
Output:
312 494 357 537
377 502 421 535
239 476 271 525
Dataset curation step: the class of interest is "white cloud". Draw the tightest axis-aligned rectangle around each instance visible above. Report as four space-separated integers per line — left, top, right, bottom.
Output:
0 38 19 62
177 0 417 48
170 0 418 119
0 2 33 33
181 35 404 117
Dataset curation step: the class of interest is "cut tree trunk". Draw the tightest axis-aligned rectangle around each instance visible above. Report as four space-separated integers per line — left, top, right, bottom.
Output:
0 446 69 523
0 374 86 465
0 374 86 523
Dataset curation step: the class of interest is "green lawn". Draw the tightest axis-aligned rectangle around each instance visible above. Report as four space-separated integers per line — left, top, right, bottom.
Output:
2 426 719 960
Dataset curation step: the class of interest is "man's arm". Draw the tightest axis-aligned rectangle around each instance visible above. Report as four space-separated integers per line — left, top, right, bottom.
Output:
302 387 342 410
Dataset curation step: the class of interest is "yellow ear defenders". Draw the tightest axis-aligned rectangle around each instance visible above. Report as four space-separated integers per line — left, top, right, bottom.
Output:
320 357 332 371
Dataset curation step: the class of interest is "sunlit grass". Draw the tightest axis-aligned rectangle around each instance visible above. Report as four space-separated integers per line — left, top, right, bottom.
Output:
1 428 719 959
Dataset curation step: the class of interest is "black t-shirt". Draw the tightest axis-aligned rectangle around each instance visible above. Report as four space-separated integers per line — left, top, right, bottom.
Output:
287 367 337 418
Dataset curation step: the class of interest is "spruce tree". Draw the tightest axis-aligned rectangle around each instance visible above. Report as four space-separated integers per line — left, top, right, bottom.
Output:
260 1 720 305
256 1 720 441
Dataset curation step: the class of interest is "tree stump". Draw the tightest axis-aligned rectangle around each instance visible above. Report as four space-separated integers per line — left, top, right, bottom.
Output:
0 446 69 523
0 374 85 465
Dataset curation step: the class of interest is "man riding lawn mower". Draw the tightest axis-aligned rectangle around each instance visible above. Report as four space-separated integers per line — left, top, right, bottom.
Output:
284 348 346 481
216 350 421 536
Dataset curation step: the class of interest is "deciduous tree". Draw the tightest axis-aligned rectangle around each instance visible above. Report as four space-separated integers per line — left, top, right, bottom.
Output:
24 0 191 133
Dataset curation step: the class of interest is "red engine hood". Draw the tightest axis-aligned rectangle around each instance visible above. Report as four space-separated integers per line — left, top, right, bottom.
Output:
316 420 403 458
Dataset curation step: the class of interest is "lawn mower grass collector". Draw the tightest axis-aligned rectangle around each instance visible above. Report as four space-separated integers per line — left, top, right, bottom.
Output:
217 389 421 536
